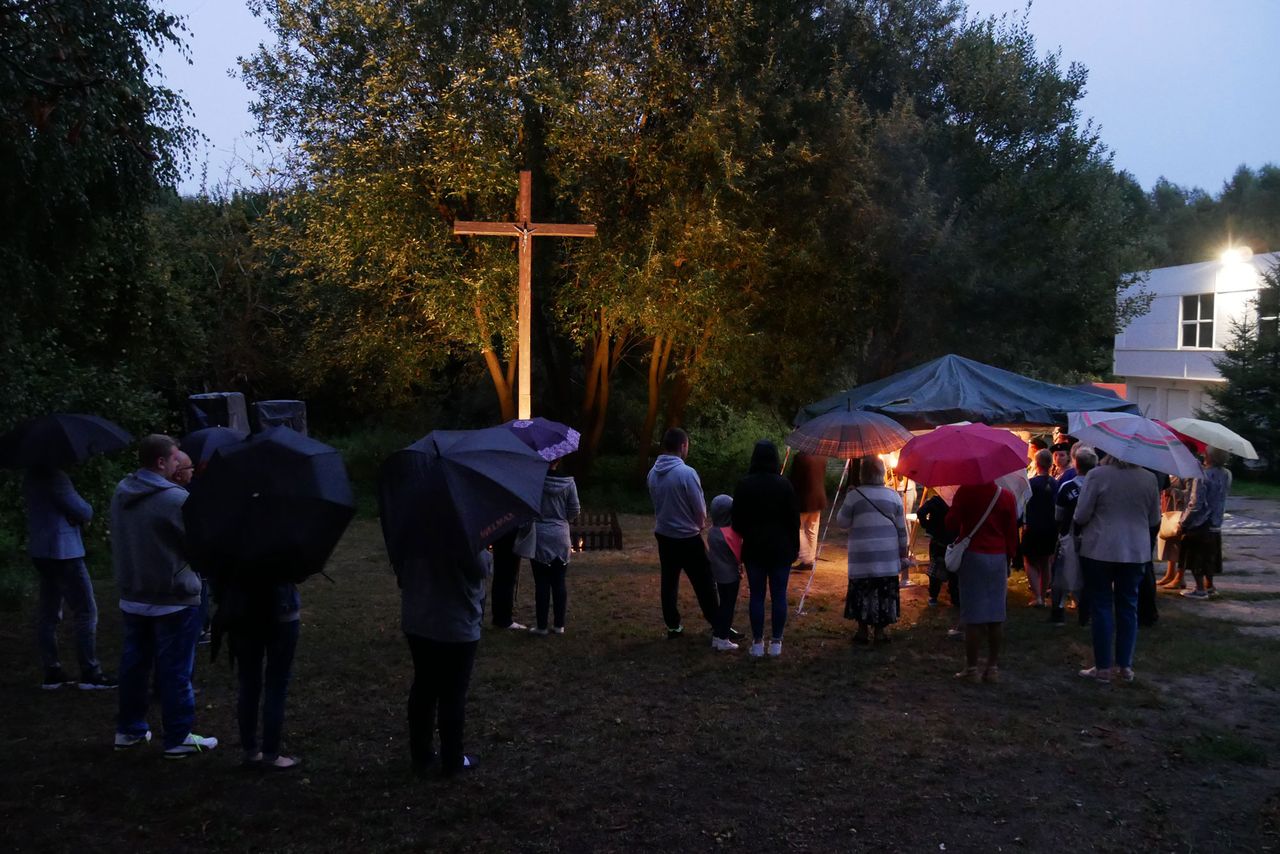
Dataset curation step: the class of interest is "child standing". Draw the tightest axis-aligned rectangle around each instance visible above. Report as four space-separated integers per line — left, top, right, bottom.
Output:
706 495 743 651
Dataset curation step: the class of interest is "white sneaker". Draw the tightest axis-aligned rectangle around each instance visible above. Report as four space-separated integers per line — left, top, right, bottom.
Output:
767 640 783 657
749 642 765 658
551 626 565 635
506 622 528 630
163 733 218 759
114 730 151 751
710 636 739 651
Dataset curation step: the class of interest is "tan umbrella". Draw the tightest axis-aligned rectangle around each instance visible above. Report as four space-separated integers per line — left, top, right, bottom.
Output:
1165 417 1259 460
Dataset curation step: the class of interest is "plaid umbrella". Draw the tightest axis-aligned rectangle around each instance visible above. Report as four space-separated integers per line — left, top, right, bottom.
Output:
785 410 912 459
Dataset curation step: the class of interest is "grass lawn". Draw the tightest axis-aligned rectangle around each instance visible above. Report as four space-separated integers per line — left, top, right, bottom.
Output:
1234 479 1280 501
3 515 1280 852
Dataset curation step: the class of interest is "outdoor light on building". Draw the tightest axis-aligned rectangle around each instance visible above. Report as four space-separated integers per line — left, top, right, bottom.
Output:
1220 246 1253 265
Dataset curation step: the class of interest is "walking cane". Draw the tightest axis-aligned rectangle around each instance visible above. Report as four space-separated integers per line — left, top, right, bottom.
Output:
795 457 850 615
779 446 791 475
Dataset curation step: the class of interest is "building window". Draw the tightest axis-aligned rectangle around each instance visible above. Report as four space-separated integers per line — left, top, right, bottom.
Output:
1259 288 1279 343
1181 293 1214 348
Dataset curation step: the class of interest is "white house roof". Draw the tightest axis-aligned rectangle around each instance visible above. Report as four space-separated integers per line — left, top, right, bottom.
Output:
1127 250 1278 297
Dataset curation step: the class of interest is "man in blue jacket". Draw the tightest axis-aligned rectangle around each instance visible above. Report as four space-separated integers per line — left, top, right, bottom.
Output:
647 428 719 638
24 466 114 690
110 434 218 759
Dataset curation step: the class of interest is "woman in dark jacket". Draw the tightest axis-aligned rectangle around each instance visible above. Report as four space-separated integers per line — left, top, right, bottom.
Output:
731 441 801 658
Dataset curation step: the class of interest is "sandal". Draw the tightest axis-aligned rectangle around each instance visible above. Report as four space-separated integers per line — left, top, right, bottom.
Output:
954 666 980 683
1078 666 1111 683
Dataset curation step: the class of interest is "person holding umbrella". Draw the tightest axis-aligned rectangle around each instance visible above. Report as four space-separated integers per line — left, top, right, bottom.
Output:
789 452 828 573
946 480 1019 682
3 412 132 690
1177 447 1233 601
23 464 114 690
379 427 547 778
1072 452 1161 682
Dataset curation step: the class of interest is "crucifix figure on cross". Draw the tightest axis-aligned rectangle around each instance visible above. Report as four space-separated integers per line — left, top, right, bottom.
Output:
454 171 596 420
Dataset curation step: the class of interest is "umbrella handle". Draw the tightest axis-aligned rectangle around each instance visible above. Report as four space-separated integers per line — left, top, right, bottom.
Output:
796 458 850 615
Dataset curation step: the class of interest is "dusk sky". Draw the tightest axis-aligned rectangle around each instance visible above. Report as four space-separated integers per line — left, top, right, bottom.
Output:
159 0 1280 197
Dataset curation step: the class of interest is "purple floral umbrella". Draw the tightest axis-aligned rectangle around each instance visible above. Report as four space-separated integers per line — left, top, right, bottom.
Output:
504 417 580 462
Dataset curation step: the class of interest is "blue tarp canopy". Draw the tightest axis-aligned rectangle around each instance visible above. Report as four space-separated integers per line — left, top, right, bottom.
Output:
796 354 1140 430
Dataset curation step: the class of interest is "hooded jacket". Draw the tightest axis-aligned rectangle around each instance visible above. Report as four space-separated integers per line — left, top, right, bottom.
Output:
532 474 581 565
706 494 743 584
731 441 801 567
110 469 201 607
647 454 707 538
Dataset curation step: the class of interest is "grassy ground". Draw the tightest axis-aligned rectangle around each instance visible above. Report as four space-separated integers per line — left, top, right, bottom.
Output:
1234 479 1280 501
2 515 1279 852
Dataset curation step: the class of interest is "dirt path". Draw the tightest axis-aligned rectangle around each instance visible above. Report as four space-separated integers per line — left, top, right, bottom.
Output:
1177 496 1280 637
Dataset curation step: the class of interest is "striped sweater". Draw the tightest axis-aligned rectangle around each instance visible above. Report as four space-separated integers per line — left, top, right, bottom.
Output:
835 485 908 579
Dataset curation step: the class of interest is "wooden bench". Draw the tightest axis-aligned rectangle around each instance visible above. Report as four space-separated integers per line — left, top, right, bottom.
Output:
571 510 623 551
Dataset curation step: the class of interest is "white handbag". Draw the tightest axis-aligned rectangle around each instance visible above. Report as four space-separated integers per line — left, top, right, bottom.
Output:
944 488 1002 573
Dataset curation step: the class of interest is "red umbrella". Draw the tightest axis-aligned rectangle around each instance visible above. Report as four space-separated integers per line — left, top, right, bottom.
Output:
1153 419 1207 456
896 423 1028 486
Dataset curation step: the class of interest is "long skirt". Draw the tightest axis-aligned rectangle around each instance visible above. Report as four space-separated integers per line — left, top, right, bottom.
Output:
958 551 1009 625
1181 527 1222 577
843 576 900 627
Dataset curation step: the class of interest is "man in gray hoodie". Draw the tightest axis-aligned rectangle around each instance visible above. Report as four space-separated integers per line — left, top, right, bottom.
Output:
111 434 218 759
647 428 719 638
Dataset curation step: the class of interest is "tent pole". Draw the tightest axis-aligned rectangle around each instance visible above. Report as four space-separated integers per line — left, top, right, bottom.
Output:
796 457 850 615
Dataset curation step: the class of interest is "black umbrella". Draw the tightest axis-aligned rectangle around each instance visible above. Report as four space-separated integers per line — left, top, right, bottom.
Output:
183 426 355 584
0 413 132 469
181 426 247 466
378 427 547 567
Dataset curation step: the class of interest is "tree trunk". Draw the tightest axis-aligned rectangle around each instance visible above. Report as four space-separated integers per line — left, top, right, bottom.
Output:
476 301 516 421
637 334 673 471
664 344 696 429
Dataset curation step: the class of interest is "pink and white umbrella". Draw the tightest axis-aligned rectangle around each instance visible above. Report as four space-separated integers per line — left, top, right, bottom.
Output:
1065 411 1202 478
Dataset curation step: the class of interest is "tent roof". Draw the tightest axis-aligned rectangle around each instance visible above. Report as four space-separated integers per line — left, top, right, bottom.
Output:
796 355 1141 430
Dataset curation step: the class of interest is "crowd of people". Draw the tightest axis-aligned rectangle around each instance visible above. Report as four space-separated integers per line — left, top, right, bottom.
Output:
20 418 1234 777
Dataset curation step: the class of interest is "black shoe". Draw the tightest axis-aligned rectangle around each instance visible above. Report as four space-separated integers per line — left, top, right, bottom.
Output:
727 627 744 641
78 671 117 691
197 631 212 646
41 667 73 690
667 625 684 639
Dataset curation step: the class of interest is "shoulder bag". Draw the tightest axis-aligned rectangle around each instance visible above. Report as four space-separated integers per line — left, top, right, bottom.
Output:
944 487 1002 573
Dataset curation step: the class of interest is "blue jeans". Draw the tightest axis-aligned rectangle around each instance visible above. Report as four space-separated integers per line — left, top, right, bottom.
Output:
744 562 790 642
233 620 300 759
32 557 100 676
117 607 201 749
1081 557 1143 670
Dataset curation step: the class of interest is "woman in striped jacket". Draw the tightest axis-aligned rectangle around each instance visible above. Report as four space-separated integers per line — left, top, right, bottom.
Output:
836 456 909 645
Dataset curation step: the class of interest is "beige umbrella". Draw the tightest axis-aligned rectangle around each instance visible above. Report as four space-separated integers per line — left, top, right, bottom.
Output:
1166 417 1259 460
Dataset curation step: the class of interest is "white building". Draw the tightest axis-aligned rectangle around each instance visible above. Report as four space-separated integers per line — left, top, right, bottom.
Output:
1113 249 1278 421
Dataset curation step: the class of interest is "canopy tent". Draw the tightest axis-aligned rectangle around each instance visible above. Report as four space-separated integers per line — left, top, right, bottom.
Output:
795 355 1140 430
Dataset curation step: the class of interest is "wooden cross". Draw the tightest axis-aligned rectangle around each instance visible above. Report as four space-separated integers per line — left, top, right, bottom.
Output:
454 171 596 420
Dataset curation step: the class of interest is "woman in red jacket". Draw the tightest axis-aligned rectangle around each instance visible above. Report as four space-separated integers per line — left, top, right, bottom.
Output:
946 481 1019 683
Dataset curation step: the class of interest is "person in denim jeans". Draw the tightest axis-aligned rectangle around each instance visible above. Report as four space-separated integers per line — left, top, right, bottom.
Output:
219 581 301 770
23 466 113 689
1072 454 1161 684
110 434 218 758
731 441 800 658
